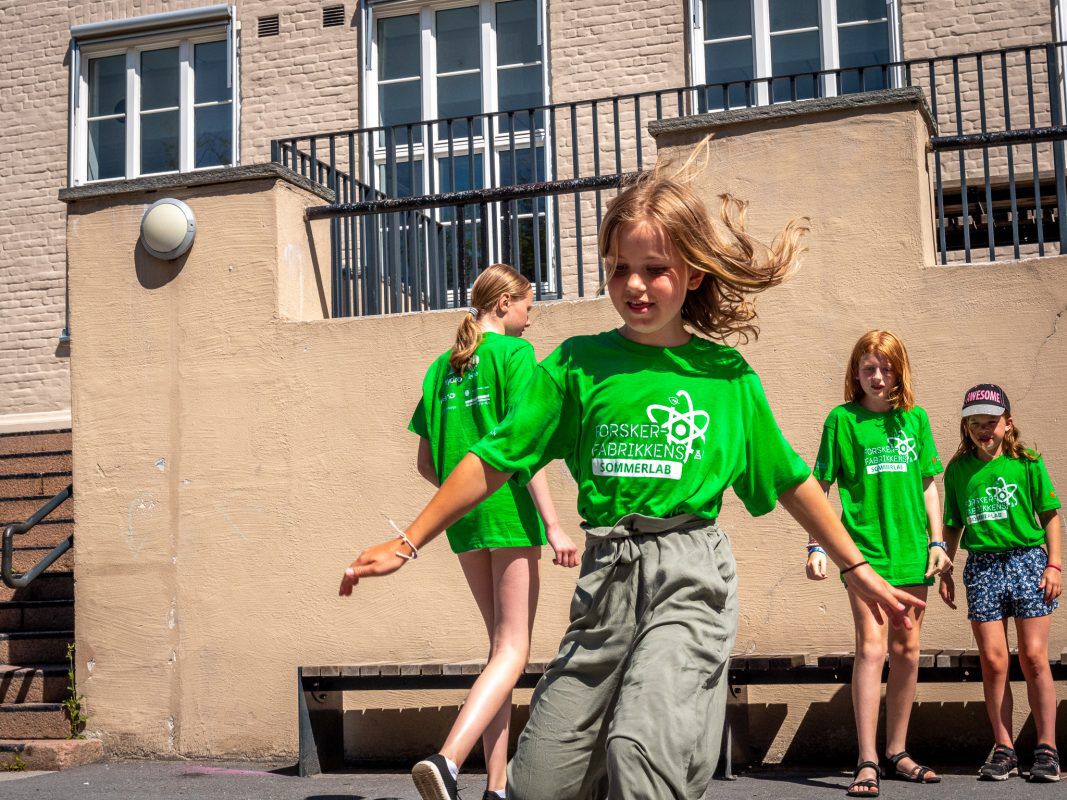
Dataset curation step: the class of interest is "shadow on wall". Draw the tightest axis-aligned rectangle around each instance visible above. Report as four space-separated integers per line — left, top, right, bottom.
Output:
135 241 188 290
745 689 1067 765
343 705 531 766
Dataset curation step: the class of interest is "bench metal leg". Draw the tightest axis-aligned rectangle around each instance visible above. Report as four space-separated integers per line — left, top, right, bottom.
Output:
298 669 344 777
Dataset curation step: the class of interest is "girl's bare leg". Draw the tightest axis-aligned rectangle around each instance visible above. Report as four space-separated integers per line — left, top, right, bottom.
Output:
973 618 1013 746
848 589 888 794
442 546 540 791
1015 614 1057 747
884 586 936 778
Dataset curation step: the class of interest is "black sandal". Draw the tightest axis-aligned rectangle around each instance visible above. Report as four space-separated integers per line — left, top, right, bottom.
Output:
847 761 881 797
886 750 941 783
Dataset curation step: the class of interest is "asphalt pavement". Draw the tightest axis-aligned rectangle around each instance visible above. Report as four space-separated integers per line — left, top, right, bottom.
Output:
0 761 1063 800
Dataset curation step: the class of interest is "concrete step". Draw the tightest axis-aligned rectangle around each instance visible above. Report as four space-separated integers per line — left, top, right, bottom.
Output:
0 738 102 770
0 431 71 457
0 493 74 524
0 600 74 633
0 573 73 603
0 704 71 739
0 665 67 704
0 453 72 478
0 521 73 550
0 632 73 666
0 474 71 500
9 547 74 574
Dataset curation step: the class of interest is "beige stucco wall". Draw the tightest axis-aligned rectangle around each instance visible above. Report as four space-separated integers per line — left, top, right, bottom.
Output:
67 91 1066 763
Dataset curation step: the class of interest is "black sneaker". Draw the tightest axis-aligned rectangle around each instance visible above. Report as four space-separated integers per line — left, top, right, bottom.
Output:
412 754 459 800
1029 744 1061 782
481 793 505 800
979 745 1019 780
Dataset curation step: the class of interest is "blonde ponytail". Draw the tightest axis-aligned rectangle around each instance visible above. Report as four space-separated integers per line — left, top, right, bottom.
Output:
448 264 531 375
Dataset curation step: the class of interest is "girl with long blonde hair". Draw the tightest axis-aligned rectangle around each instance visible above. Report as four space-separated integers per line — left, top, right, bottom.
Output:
342 163 924 800
405 263 577 800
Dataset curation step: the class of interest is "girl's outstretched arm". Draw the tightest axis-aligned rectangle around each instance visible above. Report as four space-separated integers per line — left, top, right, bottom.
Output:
527 469 579 568
780 475 925 629
339 453 511 595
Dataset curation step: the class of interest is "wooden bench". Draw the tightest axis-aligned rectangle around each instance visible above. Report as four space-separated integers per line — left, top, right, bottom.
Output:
299 649 1067 778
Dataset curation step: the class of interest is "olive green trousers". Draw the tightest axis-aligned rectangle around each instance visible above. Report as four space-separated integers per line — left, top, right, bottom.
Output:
508 514 739 800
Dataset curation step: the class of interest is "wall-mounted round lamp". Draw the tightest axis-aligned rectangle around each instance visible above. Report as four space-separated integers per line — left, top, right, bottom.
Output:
140 198 196 260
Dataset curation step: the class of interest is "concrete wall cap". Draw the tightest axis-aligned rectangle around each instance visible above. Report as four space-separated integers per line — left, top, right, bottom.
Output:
648 88 936 139
58 163 336 204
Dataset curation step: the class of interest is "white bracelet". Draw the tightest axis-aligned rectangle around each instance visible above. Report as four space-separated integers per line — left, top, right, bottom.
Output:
389 519 419 561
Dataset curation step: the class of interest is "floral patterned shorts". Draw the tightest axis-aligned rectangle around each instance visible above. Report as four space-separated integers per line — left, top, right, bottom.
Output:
963 546 1058 623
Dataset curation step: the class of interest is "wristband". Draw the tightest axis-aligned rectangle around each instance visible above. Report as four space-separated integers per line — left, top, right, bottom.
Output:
840 559 868 576
807 545 826 556
928 541 947 550
1046 563 1062 573
389 520 419 561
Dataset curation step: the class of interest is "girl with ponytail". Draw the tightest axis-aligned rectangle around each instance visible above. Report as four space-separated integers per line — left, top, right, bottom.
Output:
405 263 577 800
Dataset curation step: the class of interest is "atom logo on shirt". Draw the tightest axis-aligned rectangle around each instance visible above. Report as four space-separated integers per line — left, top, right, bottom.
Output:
646 390 710 463
590 390 710 481
985 477 1019 507
887 434 917 462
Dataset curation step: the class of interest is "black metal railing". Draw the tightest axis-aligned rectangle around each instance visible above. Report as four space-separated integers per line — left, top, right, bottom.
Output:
275 41 1067 315
306 174 630 316
2 484 73 589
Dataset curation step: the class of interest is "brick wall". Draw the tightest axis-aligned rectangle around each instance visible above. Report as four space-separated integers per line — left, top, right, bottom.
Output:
3 0 1064 424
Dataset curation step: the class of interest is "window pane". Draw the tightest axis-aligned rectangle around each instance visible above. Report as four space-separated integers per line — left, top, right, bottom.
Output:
498 146 544 186
771 30 820 101
141 47 179 110
195 103 233 167
497 64 543 121
704 0 751 39
379 80 423 145
88 55 126 118
704 39 754 109
437 73 482 138
839 21 889 93
513 214 549 284
439 154 484 192
140 109 179 173
838 0 888 24
839 20 889 68
496 0 539 66
378 160 424 197
195 40 229 104
87 117 125 180
770 0 817 31
378 15 420 80
437 6 480 73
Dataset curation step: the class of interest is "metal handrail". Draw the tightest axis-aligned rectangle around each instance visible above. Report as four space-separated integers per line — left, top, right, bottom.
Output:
2 484 73 589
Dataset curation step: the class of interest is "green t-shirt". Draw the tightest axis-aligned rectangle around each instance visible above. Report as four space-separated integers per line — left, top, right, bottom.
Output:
409 332 545 553
470 330 811 527
813 403 943 586
942 451 1061 552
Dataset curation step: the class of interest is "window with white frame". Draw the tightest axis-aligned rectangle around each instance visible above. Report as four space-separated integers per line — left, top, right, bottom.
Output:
71 8 238 185
364 0 549 285
690 0 901 111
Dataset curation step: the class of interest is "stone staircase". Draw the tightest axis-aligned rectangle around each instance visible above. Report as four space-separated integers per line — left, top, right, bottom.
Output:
0 429 101 769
